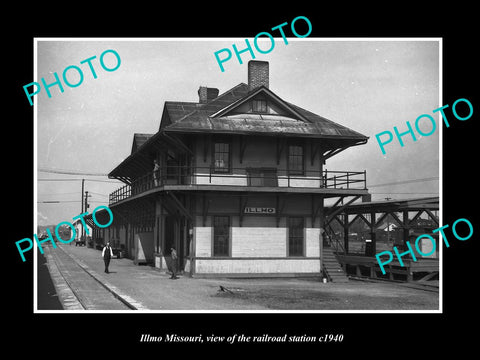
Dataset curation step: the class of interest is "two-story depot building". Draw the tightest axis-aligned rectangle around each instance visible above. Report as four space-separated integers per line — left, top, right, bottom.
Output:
102 60 369 278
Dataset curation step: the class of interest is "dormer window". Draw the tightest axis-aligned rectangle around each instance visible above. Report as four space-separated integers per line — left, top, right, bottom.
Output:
252 99 267 113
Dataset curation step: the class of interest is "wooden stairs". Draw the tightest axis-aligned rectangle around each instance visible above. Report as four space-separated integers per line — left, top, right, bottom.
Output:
322 245 349 283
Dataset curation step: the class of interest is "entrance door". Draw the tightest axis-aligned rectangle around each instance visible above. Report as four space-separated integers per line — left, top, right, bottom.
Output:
165 216 175 253
164 215 176 273
164 215 188 272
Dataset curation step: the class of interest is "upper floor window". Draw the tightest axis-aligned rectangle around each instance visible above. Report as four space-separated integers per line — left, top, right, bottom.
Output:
288 144 304 176
213 141 231 173
252 99 267 113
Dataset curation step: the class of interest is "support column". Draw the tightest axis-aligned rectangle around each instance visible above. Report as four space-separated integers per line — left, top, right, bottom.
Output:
317 195 325 277
403 210 410 248
370 212 376 255
343 213 349 254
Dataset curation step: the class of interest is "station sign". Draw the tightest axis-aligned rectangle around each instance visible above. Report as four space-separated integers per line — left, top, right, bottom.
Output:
244 207 276 214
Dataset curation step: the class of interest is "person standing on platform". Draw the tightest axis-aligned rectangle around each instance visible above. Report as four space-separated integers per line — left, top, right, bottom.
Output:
102 242 114 274
170 246 178 280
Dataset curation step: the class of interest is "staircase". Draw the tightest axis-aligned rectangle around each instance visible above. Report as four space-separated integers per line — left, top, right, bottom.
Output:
322 245 349 283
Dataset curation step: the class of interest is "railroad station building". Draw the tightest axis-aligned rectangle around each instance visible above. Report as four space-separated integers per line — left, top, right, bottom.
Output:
94 60 371 278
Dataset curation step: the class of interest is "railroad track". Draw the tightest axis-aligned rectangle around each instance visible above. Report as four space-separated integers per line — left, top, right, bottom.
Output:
44 245 134 310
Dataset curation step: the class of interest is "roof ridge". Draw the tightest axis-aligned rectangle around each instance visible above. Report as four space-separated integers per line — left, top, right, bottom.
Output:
198 82 248 107
211 86 310 122
165 83 249 125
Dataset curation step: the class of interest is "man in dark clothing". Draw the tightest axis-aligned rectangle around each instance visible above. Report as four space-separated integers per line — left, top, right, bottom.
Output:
102 242 113 273
170 246 178 279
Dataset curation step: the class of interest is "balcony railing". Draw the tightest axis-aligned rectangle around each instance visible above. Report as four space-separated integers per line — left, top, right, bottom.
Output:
109 166 367 205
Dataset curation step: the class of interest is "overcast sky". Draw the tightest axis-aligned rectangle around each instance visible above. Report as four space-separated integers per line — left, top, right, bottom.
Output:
36 38 440 226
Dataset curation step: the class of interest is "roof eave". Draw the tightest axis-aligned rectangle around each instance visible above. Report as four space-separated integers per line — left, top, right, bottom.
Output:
164 127 368 140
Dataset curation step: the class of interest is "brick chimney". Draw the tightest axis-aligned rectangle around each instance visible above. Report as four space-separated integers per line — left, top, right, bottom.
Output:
248 60 269 91
198 86 219 104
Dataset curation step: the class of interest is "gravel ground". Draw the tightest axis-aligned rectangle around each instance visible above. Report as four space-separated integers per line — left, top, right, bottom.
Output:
212 278 439 311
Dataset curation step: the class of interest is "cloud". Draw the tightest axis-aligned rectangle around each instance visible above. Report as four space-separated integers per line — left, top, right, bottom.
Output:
37 211 50 226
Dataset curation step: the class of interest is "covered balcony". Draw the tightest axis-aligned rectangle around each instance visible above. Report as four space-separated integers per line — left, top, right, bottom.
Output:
109 165 367 205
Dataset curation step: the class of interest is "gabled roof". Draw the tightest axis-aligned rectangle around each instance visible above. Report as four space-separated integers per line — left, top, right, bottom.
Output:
131 133 154 154
161 101 199 130
162 83 368 140
160 83 250 129
210 85 308 121
109 81 369 182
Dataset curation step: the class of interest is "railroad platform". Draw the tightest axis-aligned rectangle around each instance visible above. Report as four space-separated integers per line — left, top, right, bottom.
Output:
43 243 268 311
40 243 440 311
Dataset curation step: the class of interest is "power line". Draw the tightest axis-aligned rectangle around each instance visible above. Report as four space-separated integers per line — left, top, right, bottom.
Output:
38 199 109 204
37 200 80 204
38 178 82 182
368 176 439 188
37 178 121 183
38 167 108 176
370 192 439 195
88 191 109 197
38 191 80 196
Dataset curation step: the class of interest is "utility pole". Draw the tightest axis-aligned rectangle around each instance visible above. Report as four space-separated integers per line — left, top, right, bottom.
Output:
82 190 91 242
84 191 90 212
79 178 85 246
81 179 85 213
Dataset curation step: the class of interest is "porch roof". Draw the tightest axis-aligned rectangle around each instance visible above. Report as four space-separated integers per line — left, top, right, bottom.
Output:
108 132 191 182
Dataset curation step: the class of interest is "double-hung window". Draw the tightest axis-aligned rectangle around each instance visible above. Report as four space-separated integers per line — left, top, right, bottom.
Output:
213 141 231 173
288 143 305 176
288 217 304 256
213 216 230 257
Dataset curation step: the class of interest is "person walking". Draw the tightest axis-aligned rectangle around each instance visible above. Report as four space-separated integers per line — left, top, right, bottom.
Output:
102 242 114 274
170 246 178 280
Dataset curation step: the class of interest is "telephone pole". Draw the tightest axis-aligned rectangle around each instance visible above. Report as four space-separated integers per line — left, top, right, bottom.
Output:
81 179 85 213
82 190 91 242
84 191 90 212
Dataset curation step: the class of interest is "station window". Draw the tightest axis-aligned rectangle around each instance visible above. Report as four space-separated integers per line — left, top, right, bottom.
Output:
288 217 304 257
213 141 231 173
252 99 267 113
288 144 305 176
213 216 230 257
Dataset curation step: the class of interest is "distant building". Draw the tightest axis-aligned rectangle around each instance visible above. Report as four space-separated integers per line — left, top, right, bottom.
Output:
72 217 92 245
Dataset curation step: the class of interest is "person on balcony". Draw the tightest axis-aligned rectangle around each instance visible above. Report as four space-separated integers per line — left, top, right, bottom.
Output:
153 159 160 187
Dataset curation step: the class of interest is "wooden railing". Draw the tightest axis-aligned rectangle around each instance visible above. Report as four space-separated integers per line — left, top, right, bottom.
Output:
109 166 367 205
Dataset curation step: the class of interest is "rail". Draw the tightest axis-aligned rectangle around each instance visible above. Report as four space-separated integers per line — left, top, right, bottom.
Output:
109 166 367 205
324 222 346 255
